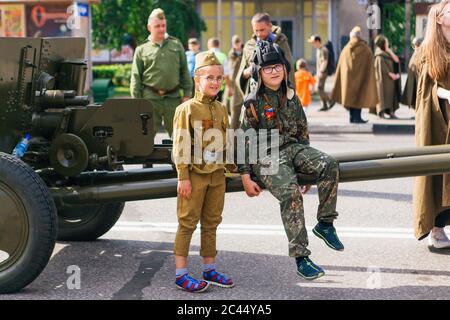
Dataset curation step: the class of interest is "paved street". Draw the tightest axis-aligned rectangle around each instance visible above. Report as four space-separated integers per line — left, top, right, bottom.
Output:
2 127 449 300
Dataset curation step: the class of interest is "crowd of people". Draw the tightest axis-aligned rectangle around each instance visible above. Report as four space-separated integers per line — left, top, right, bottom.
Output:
130 2 450 293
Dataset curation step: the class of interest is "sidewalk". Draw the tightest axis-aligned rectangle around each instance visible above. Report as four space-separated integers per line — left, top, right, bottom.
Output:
306 100 415 134
306 74 415 134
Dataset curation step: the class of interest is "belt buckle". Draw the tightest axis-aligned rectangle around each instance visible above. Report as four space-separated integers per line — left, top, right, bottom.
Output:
158 89 166 96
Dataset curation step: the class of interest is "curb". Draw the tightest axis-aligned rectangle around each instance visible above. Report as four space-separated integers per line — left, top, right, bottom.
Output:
373 124 415 134
309 123 415 134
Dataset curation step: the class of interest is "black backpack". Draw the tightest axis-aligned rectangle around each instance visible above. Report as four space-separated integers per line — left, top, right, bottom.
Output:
325 41 336 76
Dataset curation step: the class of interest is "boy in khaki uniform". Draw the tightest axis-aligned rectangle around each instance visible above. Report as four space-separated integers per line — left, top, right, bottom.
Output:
172 51 234 293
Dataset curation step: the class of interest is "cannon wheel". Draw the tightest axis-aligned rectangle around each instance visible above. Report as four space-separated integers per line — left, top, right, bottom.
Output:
0 153 58 294
57 202 125 241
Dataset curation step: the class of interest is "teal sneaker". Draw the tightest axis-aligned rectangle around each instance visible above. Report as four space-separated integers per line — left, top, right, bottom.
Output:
313 222 345 251
296 257 325 280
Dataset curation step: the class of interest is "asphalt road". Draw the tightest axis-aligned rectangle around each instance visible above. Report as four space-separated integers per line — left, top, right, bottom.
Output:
2 133 450 300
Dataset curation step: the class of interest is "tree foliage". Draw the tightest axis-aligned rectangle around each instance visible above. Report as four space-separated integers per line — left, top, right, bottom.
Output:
92 0 206 49
381 2 416 56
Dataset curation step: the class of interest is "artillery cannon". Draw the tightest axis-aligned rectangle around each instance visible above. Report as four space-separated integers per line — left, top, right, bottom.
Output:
1 37 450 294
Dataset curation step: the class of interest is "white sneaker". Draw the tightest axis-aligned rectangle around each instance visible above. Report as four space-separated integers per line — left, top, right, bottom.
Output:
428 228 450 249
0 250 9 263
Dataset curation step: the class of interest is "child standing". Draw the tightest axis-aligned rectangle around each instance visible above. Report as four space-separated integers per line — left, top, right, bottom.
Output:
294 59 316 114
172 51 234 292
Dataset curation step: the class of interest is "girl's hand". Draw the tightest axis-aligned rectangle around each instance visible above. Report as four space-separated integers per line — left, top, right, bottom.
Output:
300 185 312 195
177 180 192 199
241 174 262 197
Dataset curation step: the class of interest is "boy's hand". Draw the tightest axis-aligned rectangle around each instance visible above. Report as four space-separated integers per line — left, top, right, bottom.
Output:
300 185 311 195
178 179 192 199
241 174 262 197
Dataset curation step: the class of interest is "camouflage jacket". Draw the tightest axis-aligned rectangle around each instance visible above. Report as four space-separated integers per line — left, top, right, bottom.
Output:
238 86 309 174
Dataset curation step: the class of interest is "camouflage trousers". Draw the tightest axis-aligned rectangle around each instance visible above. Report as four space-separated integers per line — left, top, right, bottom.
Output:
252 143 339 257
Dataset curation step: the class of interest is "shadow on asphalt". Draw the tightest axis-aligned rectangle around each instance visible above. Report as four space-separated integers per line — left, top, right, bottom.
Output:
1 239 449 300
308 188 412 202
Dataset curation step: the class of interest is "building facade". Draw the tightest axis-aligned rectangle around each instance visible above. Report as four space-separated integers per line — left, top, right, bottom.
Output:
196 0 372 63
0 0 99 88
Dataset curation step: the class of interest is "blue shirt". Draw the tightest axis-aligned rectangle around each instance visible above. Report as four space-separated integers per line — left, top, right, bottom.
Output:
186 50 198 78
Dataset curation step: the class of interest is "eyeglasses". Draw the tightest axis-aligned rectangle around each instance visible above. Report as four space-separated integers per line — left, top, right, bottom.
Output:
200 75 224 84
261 64 284 74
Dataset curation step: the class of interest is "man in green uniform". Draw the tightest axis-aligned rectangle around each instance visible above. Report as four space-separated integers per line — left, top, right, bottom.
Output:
234 12 294 128
130 8 192 137
308 35 335 111
238 41 344 280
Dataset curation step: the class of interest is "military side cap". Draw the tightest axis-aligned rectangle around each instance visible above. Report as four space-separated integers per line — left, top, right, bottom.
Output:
148 8 165 23
195 51 222 71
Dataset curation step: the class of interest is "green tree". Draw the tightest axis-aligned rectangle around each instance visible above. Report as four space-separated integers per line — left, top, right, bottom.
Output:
381 2 416 56
92 0 206 49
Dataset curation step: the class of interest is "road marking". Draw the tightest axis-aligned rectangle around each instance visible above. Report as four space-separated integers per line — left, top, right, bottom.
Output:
111 222 450 240
0 250 9 263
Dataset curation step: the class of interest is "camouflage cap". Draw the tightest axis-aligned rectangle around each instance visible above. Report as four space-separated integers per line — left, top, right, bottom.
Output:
194 51 222 72
148 8 165 24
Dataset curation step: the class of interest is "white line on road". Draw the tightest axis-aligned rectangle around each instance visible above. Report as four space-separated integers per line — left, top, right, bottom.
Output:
111 222 449 239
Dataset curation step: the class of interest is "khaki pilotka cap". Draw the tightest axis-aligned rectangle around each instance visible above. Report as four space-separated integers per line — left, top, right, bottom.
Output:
148 8 165 24
194 51 222 72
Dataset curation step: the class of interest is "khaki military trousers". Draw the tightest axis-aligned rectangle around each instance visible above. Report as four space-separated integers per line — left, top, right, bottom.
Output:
148 97 181 137
174 169 226 257
318 75 330 106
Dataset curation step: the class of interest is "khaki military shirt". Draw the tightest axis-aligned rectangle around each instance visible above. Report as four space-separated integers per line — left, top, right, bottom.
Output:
316 45 329 76
173 91 230 180
130 36 193 100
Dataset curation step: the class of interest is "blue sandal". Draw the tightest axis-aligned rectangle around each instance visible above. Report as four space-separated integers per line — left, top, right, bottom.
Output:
203 270 235 288
175 274 210 293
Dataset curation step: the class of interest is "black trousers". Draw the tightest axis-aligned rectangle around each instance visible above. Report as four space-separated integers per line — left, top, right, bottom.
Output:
435 209 450 228
349 108 363 122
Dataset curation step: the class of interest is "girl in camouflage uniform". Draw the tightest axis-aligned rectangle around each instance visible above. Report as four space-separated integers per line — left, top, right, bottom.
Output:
238 41 344 280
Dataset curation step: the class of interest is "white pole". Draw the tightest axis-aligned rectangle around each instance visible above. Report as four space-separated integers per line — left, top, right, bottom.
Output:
217 0 222 41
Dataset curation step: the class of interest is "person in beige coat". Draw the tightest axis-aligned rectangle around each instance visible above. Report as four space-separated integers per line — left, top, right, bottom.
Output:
331 26 378 123
373 35 401 119
401 37 423 109
414 0 450 249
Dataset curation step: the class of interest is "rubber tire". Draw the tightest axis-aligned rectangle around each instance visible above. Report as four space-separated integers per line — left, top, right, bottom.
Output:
0 153 58 294
57 202 125 241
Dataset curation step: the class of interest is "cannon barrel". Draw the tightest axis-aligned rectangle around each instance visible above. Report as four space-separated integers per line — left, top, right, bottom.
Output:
331 144 450 162
36 90 90 108
51 150 450 206
62 145 450 186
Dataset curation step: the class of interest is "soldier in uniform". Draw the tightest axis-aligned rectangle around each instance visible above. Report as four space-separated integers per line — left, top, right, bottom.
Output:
238 41 344 280
234 12 294 126
308 35 335 112
172 52 235 292
130 8 192 137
